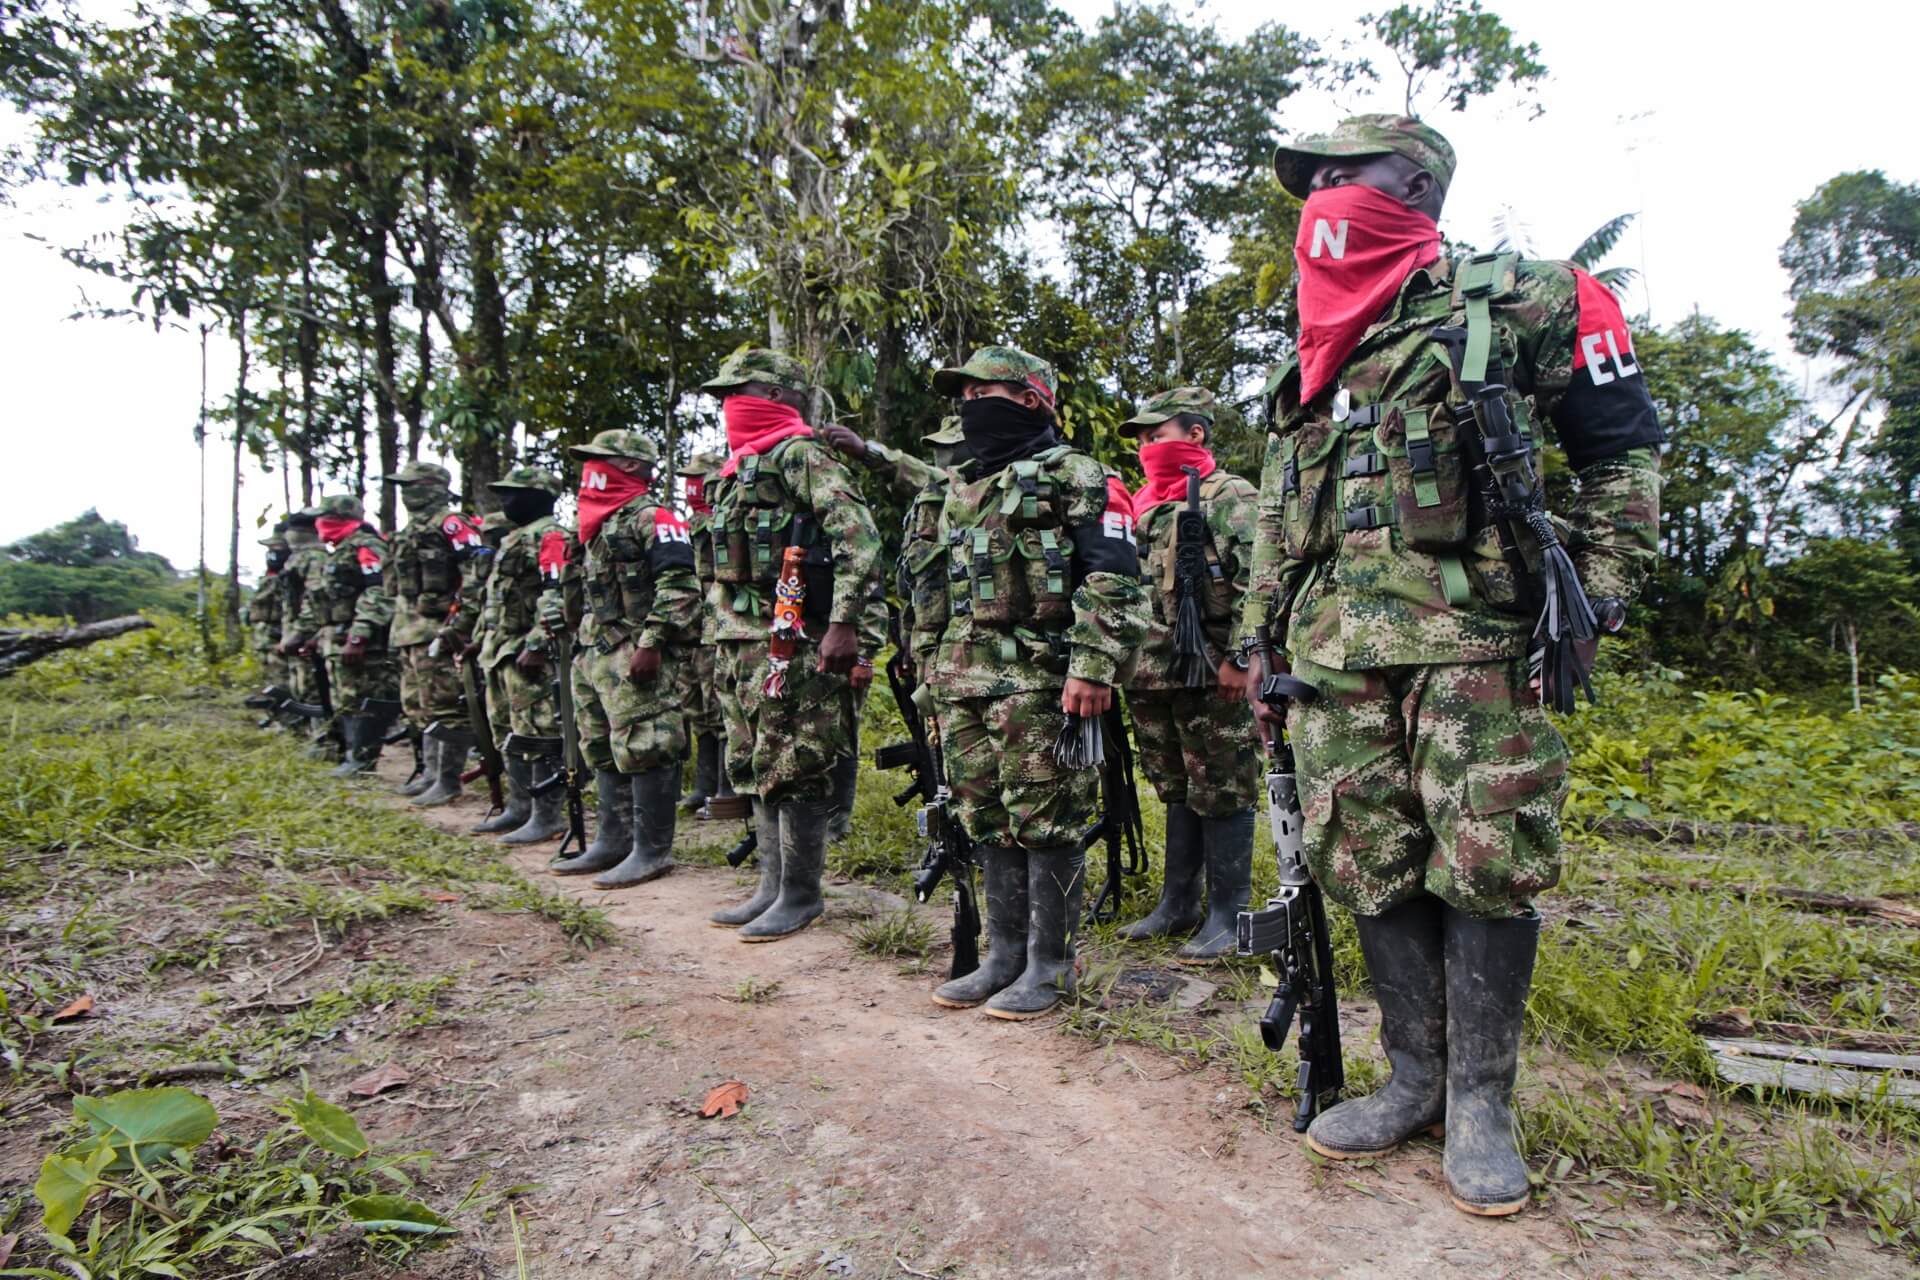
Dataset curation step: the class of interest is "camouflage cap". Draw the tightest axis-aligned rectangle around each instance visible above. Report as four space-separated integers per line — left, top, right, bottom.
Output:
1271 114 1456 201
316 494 363 519
931 346 1057 411
676 449 724 478
925 416 965 446
375 460 452 487
568 429 659 465
1120 386 1219 436
258 530 290 548
700 347 811 395
288 506 320 525
479 510 514 535
488 466 564 497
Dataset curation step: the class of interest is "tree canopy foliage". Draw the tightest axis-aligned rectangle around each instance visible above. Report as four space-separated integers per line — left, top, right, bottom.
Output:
0 511 193 623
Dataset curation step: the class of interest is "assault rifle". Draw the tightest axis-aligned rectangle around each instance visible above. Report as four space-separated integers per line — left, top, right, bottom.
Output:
1235 626 1342 1132
1170 465 1214 687
1431 325 1599 713
1080 706 1147 926
544 631 588 856
242 685 294 727
459 660 506 815
873 605 978 979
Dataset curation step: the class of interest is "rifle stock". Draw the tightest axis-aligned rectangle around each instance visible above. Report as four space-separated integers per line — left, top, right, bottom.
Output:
461 660 505 814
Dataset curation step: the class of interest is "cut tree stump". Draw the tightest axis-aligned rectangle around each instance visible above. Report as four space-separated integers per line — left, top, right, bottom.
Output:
0 615 152 677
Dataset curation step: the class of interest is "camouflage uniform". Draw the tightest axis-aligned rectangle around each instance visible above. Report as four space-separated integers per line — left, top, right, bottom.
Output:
463 510 531 837
859 419 965 674
1116 388 1263 960
247 528 290 692
1255 116 1664 1213
279 516 323 707
675 450 728 814
925 347 1150 1019
701 348 883 942
478 470 566 747
291 495 398 771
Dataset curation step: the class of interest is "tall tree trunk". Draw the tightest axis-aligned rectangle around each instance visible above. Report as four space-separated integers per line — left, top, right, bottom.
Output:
365 217 402 533
298 210 319 505
196 325 212 655
445 155 509 496
226 305 248 649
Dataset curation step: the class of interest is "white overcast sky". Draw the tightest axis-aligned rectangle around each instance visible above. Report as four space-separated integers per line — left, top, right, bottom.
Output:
1 0 1911 579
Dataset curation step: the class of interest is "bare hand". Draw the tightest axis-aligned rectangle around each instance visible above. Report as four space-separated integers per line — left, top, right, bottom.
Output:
340 634 368 668
819 422 869 460
515 647 548 678
850 658 874 693
1061 677 1113 718
815 621 858 675
627 643 661 685
1215 656 1251 704
1245 650 1284 728
459 641 481 665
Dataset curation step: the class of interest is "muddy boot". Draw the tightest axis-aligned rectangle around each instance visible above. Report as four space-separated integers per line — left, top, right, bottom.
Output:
1115 803 1204 941
931 847 1030 1008
552 770 631 873
500 753 568 845
595 765 678 889
398 736 437 796
330 714 377 777
1177 808 1256 962
1306 896 1447 1159
711 800 781 926
739 798 828 941
411 729 472 808
824 753 859 842
681 732 719 815
472 755 532 834
985 846 1085 1021
1442 906 1541 1216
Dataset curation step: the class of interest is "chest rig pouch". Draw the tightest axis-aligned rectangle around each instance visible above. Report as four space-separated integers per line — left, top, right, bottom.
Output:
1149 470 1236 624
584 518 657 644
712 443 834 628
897 483 951 651
395 523 456 605
947 447 1076 645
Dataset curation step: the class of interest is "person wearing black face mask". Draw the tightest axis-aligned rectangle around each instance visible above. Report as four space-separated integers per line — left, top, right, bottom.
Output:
918 346 1150 1021
477 467 572 846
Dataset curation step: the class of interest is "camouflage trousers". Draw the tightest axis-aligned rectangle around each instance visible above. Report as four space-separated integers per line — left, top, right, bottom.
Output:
1287 655 1570 920
485 657 559 753
937 690 1095 852
685 642 724 736
715 639 854 804
251 624 289 689
396 642 464 730
326 649 398 721
571 637 690 775
1127 687 1261 818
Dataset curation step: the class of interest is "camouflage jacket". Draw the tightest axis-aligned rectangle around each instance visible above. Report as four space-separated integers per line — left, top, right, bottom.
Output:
862 441 957 670
539 496 703 654
369 503 478 648
686 507 717 645
928 446 1150 698
294 524 391 653
278 544 323 642
1241 255 1663 670
704 436 883 646
1128 467 1259 693
478 515 565 670
246 573 282 629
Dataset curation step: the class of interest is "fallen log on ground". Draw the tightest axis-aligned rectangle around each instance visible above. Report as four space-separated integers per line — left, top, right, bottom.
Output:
0 615 153 677
1589 816 1920 845
1588 871 1920 927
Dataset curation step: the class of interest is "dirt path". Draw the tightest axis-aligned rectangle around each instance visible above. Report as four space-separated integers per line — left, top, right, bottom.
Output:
384 765 1851 1280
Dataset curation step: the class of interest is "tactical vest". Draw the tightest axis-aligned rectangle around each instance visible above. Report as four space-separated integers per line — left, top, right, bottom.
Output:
581 506 665 643
710 439 833 625
391 515 459 605
945 446 1081 652
1274 251 1535 608
320 537 381 625
1142 470 1239 629
897 478 952 659
483 523 552 640
246 576 282 626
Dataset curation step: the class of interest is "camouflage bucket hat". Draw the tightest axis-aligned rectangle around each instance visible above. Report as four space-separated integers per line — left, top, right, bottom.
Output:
1120 386 1219 437
317 494 364 519
1271 114 1456 201
488 466 564 497
931 345 1057 412
676 449 724 478
700 347 812 395
375 460 452 487
925 416 965 446
568 429 660 465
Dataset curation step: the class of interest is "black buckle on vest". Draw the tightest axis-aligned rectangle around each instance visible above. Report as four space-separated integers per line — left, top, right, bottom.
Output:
1282 459 1299 496
1343 504 1395 532
1343 451 1386 477
1407 438 1436 475
1345 403 1385 428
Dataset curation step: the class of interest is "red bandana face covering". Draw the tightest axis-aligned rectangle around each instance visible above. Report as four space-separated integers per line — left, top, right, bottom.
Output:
719 396 813 477
1134 440 1216 514
315 515 362 545
1293 184 1442 405
577 461 650 543
684 474 711 515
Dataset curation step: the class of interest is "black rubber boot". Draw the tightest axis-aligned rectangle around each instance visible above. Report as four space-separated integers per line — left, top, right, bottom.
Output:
552 770 630 873
931 847 1030 1008
472 755 531 834
984 846 1085 1020
330 714 379 777
398 736 437 796
595 765 678 889
710 800 781 926
411 729 472 808
738 798 828 941
681 733 718 815
1306 896 1448 1159
1442 906 1541 1216
1177 808 1256 962
1115 803 1204 941
824 753 860 842
500 753 568 845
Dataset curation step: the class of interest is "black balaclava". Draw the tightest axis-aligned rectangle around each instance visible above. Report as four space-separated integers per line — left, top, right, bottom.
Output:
500 489 557 527
959 395 1062 476
401 483 449 517
265 547 290 573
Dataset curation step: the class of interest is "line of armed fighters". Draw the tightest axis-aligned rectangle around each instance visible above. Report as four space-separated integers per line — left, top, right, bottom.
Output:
242 116 1664 1218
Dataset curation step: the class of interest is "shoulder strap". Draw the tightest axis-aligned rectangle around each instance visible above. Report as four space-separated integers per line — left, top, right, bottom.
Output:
1450 251 1522 385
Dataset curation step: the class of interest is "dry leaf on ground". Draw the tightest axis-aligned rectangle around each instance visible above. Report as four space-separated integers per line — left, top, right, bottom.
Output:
700 1080 749 1118
348 1063 414 1097
51 995 94 1023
